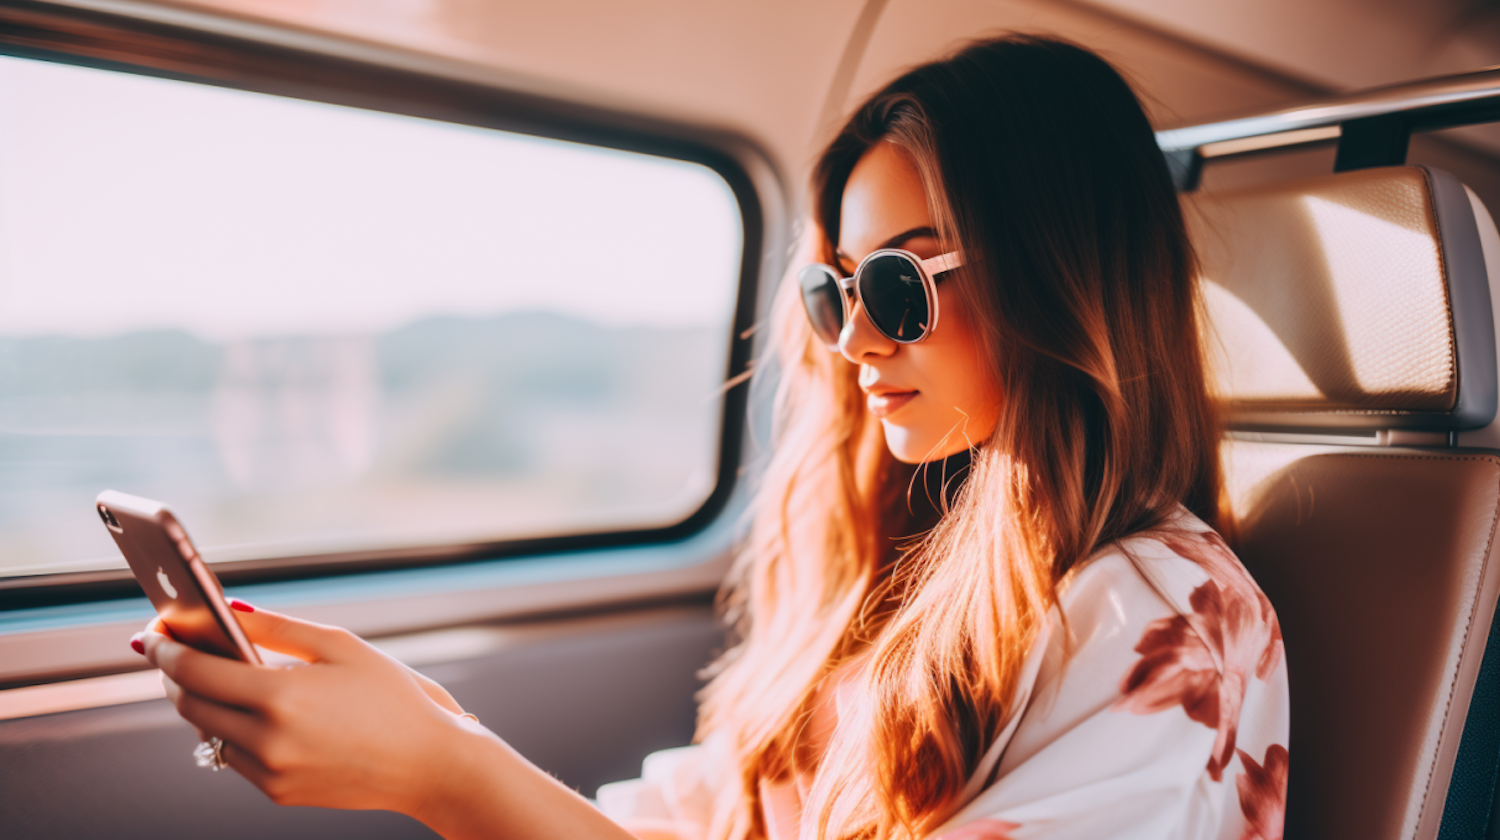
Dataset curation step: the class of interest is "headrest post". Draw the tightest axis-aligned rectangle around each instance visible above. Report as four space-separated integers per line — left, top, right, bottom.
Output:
1164 148 1203 192
1334 114 1412 172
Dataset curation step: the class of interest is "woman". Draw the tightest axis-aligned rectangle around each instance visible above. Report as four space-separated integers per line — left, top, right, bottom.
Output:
135 34 1288 840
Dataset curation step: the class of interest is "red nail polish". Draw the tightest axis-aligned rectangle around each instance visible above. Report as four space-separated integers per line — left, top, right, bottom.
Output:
130 636 145 655
229 598 255 613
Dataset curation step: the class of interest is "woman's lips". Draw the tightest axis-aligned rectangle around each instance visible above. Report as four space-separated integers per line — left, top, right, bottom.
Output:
867 390 917 417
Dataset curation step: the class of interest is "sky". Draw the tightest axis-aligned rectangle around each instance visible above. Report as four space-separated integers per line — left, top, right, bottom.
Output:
0 55 744 341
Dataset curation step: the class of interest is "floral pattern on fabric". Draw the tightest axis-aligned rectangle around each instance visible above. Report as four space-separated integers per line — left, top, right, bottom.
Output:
1114 530 1284 780
1236 744 1289 840
1158 531 1285 681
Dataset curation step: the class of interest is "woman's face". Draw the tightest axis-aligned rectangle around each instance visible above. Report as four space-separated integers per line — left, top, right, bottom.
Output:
837 141 1002 464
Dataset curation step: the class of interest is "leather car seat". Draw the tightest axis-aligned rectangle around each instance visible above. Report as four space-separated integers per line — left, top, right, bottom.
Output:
1187 165 1500 840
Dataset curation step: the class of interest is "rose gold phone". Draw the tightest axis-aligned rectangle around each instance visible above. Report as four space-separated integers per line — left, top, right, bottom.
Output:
96 490 260 664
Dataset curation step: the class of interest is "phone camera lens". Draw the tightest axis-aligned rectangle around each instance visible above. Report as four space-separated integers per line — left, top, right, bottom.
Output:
98 505 122 532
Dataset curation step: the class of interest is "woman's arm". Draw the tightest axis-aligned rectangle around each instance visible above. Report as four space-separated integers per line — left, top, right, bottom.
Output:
416 727 641 840
136 602 637 840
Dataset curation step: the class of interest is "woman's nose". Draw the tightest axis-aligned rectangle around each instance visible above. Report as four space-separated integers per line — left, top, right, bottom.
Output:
838 298 897 364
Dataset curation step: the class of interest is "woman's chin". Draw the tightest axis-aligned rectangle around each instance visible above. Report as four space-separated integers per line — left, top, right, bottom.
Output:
881 422 970 464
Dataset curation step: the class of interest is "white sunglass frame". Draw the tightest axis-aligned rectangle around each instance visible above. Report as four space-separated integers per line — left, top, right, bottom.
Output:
801 247 964 348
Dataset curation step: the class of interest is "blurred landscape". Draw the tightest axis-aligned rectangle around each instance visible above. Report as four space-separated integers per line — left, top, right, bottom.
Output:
0 311 727 577
0 53 744 580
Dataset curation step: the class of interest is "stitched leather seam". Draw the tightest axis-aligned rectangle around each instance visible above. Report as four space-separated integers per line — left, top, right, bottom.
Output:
1418 453 1500 834
1305 451 1500 833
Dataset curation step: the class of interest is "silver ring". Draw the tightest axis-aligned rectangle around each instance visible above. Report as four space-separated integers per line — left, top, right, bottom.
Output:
193 737 227 771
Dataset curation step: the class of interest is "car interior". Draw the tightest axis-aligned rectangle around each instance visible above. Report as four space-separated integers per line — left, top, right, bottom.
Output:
2 1 1500 839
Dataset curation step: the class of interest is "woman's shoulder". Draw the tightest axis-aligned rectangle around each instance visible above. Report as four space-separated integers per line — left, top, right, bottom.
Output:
937 508 1290 838
1025 505 1287 785
1058 507 1282 676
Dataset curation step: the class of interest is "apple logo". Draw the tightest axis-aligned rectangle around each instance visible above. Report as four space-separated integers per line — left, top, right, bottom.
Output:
156 567 178 600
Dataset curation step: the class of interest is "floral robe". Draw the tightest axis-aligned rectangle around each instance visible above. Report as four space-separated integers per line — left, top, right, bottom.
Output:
597 509 1290 840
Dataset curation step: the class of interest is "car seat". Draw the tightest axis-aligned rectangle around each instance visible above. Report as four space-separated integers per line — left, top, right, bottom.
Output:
1188 163 1500 839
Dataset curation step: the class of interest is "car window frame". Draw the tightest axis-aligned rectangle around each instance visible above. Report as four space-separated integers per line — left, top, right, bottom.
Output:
0 0 778 611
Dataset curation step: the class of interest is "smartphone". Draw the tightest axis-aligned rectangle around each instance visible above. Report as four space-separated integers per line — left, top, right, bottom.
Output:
96 490 260 664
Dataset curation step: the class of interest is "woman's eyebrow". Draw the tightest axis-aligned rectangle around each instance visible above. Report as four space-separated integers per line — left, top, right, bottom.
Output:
834 226 940 264
879 226 939 250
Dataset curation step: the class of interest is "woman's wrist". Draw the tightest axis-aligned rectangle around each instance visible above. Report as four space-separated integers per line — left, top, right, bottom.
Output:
404 716 501 834
407 718 637 840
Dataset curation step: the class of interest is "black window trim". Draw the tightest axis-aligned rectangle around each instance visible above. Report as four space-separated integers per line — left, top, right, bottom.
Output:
0 0 774 610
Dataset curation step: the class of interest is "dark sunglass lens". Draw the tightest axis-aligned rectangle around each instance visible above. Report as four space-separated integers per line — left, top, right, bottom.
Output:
798 265 845 346
857 253 930 342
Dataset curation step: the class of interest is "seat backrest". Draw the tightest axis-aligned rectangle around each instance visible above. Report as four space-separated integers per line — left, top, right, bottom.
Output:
1187 165 1500 840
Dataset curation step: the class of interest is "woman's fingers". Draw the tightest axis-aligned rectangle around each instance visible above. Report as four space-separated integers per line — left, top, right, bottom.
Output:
227 601 361 664
135 615 171 648
161 675 264 750
135 602 479 815
219 738 278 797
139 632 268 709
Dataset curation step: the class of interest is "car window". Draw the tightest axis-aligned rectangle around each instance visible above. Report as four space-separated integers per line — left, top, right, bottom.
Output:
0 54 745 580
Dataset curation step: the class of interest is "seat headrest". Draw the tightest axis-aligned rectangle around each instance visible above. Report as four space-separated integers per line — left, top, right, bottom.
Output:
1188 165 1498 432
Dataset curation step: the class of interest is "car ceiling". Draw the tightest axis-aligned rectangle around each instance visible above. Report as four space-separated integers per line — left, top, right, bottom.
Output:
84 0 1500 189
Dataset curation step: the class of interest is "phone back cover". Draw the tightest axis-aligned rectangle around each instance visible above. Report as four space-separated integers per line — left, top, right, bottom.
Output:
98 492 248 661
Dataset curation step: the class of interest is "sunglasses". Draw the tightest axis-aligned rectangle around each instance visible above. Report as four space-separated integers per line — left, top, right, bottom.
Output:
797 248 964 347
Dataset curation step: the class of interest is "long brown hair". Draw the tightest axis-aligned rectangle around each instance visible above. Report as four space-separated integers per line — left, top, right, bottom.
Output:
697 34 1224 840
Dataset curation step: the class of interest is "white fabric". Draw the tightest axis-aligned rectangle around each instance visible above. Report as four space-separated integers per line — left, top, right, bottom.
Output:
597 510 1290 840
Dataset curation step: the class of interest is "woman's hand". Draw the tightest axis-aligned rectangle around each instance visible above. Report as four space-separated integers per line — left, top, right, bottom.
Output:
135 602 477 817
136 603 640 840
